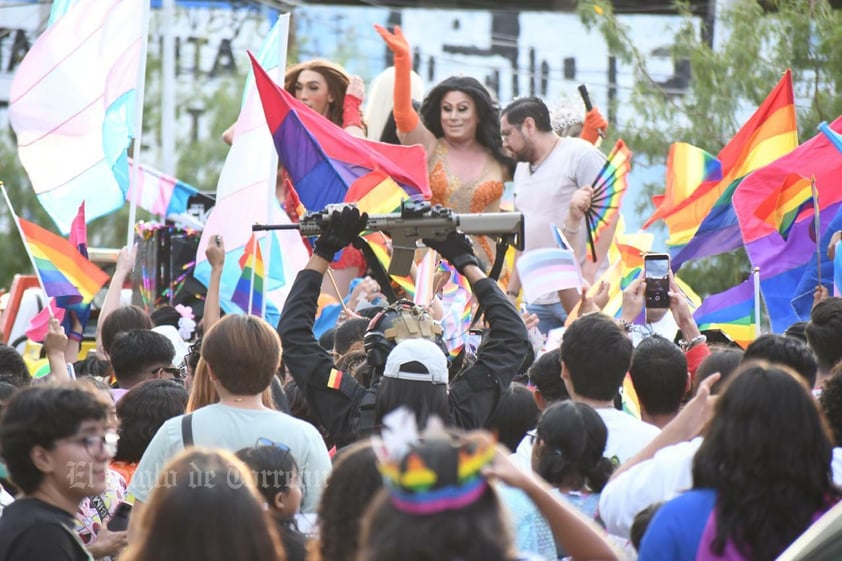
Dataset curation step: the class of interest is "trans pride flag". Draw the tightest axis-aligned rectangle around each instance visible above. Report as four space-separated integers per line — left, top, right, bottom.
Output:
8 0 144 234
194 14 306 327
126 160 199 219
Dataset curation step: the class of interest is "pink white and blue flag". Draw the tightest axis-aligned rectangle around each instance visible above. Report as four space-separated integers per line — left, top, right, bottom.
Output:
127 159 199 218
193 14 306 326
516 247 583 304
8 0 144 234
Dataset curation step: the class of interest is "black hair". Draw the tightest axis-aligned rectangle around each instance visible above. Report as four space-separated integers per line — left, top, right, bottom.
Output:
527 349 569 404
693 362 840 561
0 385 108 494
73 356 111 379
283 379 333 450
100 305 154 356
784 320 808 343
235 444 299 506
419 76 514 173
380 100 423 145
0 344 30 388
317 441 383 561
743 333 818 389
109 330 176 387
561 313 632 401
806 297 842 373
629 335 687 416
819 370 842 447
533 401 613 493
150 305 181 329
360 482 511 561
630 502 664 552
500 96 553 132
693 347 744 396
375 377 448 431
115 379 188 463
334 318 369 357
487 382 539 451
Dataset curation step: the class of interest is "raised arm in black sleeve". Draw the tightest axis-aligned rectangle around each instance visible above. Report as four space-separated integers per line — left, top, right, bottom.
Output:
447 276 530 429
277 268 366 446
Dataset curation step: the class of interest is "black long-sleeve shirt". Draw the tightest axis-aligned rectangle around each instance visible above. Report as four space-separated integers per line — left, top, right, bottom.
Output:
278 268 530 448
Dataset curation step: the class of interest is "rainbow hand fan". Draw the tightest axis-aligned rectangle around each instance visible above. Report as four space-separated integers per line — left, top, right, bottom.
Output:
584 139 632 261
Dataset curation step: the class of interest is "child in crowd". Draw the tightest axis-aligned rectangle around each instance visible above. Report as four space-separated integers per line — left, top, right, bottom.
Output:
236 442 308 561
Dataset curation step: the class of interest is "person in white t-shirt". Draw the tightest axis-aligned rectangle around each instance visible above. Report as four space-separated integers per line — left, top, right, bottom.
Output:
560 313 660 466
500 96 607 334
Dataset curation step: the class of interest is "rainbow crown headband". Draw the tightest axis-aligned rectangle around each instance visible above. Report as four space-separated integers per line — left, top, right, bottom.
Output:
375 409 496 515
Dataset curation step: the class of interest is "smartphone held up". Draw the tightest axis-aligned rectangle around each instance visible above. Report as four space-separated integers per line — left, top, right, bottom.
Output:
644 253 670 309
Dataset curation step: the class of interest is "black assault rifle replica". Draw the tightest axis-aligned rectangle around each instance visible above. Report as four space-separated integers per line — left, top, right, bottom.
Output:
254 200 524 300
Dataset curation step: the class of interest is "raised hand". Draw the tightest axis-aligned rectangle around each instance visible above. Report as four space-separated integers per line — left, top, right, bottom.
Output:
374 24 410 57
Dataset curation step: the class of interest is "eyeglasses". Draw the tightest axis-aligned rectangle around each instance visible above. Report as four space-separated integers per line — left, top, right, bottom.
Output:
62 432 119 457
526 429 539 445
152 366 182 378
255 437 290 452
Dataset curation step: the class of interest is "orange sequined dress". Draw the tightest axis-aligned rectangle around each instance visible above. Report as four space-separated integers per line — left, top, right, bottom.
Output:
427 139 508 264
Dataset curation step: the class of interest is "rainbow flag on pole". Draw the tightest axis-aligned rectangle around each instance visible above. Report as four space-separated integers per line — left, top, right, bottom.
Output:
18 217 109 303
231 234 265 316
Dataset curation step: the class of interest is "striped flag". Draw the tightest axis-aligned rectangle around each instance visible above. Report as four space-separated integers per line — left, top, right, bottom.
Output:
8 0 145 233
18 217 109 303
693 279 756 349
516 248 583 304
126 159 199 218
231 234 265 316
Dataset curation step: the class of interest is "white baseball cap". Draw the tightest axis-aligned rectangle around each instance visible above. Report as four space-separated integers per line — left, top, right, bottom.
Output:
383 338 448 385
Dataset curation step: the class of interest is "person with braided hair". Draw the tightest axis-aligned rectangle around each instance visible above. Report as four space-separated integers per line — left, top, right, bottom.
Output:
277 205 530 449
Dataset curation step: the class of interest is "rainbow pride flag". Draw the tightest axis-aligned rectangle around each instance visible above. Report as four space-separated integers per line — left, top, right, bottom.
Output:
693 278 755 349
644 143 722 229
654 71 797 254
18 217 109 303
754 173 812 240
231 234 265 316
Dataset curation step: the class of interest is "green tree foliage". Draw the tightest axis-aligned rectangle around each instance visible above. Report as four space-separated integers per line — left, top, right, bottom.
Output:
578 0 842 295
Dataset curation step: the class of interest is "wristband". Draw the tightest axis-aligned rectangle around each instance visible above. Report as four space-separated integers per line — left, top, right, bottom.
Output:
679 334 707 352
68 331 83 343
342 94 363 129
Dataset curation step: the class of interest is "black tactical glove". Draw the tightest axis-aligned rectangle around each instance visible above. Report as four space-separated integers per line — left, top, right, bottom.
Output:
423 231 480 273
313 205 369 261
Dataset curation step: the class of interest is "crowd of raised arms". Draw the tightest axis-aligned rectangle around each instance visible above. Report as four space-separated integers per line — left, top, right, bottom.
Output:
2 23 842 561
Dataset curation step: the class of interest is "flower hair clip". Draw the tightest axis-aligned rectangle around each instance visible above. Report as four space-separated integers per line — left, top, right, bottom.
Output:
174 304 196 341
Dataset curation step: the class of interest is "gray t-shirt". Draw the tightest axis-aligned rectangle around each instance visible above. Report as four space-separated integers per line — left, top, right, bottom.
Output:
127 404 332 513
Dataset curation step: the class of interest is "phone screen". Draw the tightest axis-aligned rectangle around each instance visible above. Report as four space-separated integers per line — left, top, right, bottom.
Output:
645 257 669 279
644 254 670 309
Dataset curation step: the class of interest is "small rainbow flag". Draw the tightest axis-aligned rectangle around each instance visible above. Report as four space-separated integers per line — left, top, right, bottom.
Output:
231 233 265 316
693 278 756 349
585 139 632 261
18 217 109 303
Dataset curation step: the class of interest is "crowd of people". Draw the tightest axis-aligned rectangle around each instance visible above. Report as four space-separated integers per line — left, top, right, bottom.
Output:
1 24 842 561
